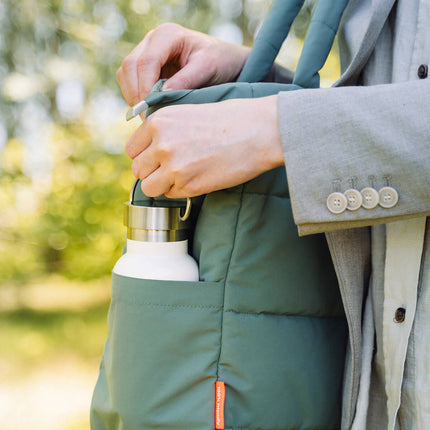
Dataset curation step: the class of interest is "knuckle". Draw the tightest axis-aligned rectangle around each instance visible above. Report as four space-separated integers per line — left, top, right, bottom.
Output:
144 29 155 40
125 140 135 158
171 164 191 186
116 66 123 80
169 164 182 177
137 53 157 69
156 140 173 160
177 74 192 89
121 55 136 73
201 53 218 79
157 22 182 35
182 181 200 197
146 114 162 132
202 50 216 70
131 159 140 177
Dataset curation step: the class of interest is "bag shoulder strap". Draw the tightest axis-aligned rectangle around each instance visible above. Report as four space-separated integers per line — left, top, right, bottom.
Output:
238 0 349 89
237 0 305 83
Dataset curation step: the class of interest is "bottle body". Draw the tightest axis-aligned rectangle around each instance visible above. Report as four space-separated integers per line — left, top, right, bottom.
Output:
113 239 199 281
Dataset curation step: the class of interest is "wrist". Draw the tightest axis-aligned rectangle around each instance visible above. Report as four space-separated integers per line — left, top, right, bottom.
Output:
256 95 284 171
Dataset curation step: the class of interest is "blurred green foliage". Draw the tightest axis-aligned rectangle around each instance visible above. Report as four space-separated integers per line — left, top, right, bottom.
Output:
0 0 240 283
0 0 338 284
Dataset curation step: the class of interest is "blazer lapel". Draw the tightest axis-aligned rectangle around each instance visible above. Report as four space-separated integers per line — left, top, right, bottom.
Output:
335 0 397 86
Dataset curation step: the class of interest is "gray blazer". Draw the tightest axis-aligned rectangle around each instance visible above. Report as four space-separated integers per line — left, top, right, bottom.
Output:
277 0 430 428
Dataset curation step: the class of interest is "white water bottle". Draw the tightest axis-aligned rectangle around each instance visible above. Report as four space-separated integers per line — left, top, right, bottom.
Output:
113 200 199 281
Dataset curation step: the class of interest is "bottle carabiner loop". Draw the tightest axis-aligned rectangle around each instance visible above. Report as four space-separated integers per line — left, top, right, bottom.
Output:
180 197 192 222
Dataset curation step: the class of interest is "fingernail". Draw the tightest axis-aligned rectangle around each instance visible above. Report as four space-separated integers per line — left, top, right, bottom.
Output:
162 82 170 91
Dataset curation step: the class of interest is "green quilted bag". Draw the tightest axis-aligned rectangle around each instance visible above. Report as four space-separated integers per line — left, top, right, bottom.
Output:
91 0 350 429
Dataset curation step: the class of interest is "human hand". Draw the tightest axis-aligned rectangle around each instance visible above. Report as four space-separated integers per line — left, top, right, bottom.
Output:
117 23 251 106
126 95 284 198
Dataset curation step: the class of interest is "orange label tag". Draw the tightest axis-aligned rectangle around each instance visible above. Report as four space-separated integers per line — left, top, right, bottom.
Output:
215 381 225 429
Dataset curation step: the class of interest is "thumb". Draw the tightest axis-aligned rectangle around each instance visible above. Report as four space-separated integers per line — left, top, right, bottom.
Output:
162 62 212 91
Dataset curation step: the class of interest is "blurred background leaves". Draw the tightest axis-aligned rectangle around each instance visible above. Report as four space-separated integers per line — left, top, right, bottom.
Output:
0 0 338 284
0 0 339 428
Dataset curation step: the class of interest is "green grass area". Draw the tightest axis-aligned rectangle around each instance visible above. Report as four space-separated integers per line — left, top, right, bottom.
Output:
0 302 109 377
0 276 111 429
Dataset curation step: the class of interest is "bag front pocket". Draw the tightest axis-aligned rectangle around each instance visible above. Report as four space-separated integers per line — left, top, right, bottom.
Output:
91 273 224 430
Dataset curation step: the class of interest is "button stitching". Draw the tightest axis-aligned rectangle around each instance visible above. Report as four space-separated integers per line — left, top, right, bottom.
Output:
344 188 363 211
361 187 379 209
327 192 348 214
378 186 399 209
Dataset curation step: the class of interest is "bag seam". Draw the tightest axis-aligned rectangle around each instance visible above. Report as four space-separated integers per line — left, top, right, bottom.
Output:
224 309 347 319
215 185 245 381
310 18 337 35
114 299 221 310
222 188 289 198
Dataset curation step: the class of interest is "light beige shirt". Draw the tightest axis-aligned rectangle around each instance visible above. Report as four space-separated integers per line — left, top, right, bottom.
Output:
352 1 430 428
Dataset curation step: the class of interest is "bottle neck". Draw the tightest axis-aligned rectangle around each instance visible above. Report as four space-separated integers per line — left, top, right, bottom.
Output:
126 239 189 256
127 228 188 242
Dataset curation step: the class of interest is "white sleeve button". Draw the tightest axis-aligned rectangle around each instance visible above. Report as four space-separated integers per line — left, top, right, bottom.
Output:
361 187 379 209
327 192 348 214
378 186 399 208
344 189 363 211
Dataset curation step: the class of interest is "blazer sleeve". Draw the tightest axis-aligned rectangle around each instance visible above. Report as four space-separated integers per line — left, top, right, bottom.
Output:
278 79 430 235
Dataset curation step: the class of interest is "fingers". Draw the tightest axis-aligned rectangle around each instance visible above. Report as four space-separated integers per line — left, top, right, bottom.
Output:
136 25 184 100
127 120 159 181
125 122 152 159
163 60 215 91
128 119 168 194
117 24 251 107
117 24 186 105
131 148 160 183
140 167 173 197
117 35 152 106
